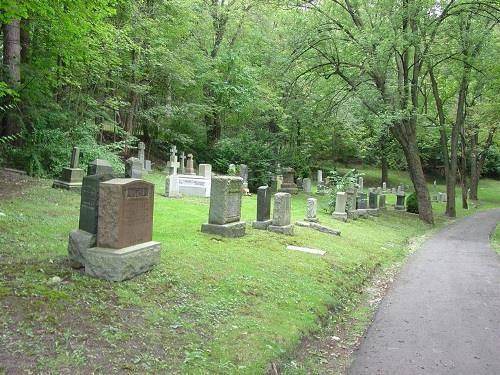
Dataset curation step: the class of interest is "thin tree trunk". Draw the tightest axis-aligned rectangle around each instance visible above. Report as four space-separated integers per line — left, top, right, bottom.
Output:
1 19 21 136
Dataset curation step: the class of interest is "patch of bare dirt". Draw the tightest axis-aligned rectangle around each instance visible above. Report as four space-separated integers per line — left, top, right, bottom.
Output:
0 168 36 201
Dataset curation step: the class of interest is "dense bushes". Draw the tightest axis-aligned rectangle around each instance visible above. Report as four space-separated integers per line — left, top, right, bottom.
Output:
212 131 276 191
406 192 419 214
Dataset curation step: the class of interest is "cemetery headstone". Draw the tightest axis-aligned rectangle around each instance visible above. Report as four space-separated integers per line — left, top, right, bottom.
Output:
269 192 294 235
382 182 387 192
52 146 84 190
185 154 196 175
296 177 303 191
138 142 145 163
367 191 379 216
303 178 312 193
279 167 298 194
252 185 272 230
125 157 143 179
332 192 348 222
87 159 113 176
144 160 152 172
240 164 249 186
83 178 160 281
317 170 323 184
199 164 212 179
179 152 186 174
356 192 368 209
68 173 114 267
378 194 387 210
395 192 406 210
165 146 181 198
201 176 245 237
305 197 318 222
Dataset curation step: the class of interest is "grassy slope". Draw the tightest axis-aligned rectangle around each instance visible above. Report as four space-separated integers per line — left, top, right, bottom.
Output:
492 225 500 255
0 168 498 374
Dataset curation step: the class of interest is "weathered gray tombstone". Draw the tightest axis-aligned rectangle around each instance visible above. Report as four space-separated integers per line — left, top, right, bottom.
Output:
367 191 379 216
52 146 84 190
144 160 152 172
185 154 196 175
305 197 318 222
368 191 378 209
82 179 160 281
332 192 348 222
392 187 397 194
378 194 387 210
279 168 298 194
358 177 364 192
138 142 145 163
317 170 323 184
87 159 113 176
201 176 245 237
303 178 312 193
346 187 358 219
68 173 114 268
179 152 186 175
199 164 212 179
240 164 249 187
382 182 387 192
270 174 282 193
252 185 272 230
296 177 303 191
78 174 115 235
125 157 143 179
269 193 294 235
357 192 368 209
395 192 406 210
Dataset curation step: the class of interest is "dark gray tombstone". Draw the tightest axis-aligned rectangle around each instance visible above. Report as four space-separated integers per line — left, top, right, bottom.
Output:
125 157 143 179
357 192 368 209
78 174 115 234
252 186 272 230
395 192 406 210
87 159 113 176
369 191 378 209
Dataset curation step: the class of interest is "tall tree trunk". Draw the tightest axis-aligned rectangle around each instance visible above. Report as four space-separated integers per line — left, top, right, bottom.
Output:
391 124 434 224
1 19 21 136
469 126 496 200
381 154 388 186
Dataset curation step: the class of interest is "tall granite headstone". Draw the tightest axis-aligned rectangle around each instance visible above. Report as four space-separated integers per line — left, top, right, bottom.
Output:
201 176 245 237
269 193 294 235
395 192 406 210
185 154 196 175
332 192 348 221
303 178 312 193
252 185 272 230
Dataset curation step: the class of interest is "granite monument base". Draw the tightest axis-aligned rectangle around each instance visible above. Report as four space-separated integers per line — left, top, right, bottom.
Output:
332 212 348 222
268 224 294 236
367 208 379 216
84 241 161 282
356 209 369 218
252 219 272 230
52 180 83 191
201 221 246 238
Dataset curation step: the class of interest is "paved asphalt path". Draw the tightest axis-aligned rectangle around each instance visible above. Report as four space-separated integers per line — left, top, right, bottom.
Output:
349 209 500 375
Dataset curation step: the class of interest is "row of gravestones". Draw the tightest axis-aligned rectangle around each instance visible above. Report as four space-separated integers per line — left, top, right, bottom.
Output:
200 176 320 238
52 144 152 191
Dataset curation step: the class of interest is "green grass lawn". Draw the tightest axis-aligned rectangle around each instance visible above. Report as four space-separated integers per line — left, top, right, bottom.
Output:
0 168 498 374
492 225 500 256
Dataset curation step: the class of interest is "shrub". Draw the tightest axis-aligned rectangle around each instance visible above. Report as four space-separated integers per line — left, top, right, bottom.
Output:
327 169 361 213
406 192 419 214
212 130 276 191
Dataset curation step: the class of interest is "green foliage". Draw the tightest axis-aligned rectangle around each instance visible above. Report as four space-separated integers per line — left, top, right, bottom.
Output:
483 146 500 178
326 169 361 214
212 130 276 191
406 193 419 214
